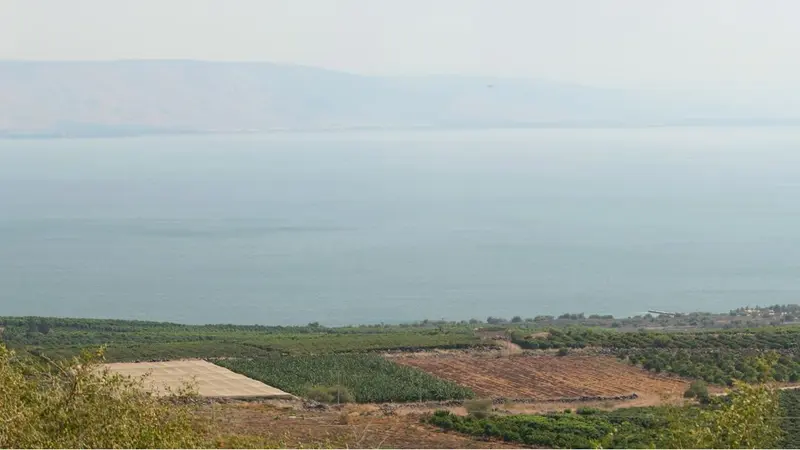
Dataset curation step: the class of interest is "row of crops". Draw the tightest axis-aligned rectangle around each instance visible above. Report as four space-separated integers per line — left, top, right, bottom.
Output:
782 389 800 448
510 327 800 385
512 327 800 351
618 349 800 385
426 408 667 448
1 316 481 362
215 354 474 403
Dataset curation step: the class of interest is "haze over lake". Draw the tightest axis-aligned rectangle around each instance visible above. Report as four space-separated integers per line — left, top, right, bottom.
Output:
2 127 800 326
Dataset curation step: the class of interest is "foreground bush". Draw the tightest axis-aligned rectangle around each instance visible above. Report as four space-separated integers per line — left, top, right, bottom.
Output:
426 408 663 448
663 381 783 449
0 344 205 448
427 382 784 448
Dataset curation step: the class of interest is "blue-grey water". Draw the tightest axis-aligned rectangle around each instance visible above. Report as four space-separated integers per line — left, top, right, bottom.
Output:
2 127 800 326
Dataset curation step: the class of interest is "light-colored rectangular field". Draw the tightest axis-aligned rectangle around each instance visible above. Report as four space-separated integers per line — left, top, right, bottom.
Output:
104 359 294 399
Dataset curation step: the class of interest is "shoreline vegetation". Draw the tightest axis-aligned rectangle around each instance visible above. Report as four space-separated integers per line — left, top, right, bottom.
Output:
3 304 800 448
3 302 797 331
2 305 800 381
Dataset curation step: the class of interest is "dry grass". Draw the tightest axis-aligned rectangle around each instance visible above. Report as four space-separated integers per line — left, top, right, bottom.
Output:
200 402 522 449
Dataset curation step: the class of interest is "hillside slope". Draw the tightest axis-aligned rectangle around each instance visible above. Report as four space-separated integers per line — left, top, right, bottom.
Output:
0 60 796 136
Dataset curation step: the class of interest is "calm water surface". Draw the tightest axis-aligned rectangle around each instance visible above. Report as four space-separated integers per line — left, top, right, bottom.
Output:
2 128 800 325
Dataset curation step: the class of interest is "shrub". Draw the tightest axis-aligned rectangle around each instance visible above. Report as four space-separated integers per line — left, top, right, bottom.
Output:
557 347 570 357
429 383 784 449
305 385 354 404
684 380 710 402
663 381 783 449
0 344 204 448
576 407 600 415
464 398 493 419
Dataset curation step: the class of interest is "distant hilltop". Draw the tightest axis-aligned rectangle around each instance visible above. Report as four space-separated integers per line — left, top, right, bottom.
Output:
1 60 798 137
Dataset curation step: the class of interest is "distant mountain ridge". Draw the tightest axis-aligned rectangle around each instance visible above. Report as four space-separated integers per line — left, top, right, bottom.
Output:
0 60 797 137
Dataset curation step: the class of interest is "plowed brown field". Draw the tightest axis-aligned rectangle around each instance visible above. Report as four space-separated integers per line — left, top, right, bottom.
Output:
394 354 687 400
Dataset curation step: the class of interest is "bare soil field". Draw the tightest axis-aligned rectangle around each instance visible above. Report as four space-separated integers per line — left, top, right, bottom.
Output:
393 354 688 401
201 401 522 449
105 359 294 399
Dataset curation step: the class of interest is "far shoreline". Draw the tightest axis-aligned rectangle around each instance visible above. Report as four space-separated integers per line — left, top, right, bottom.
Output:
2 304 793 329
3 121 800 140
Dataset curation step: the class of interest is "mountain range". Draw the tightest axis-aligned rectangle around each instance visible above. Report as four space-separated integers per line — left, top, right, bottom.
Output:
1 60 798 137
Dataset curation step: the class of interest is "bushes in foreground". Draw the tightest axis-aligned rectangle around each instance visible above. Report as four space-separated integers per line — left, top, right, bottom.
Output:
427 382 784 449
0 344 204 449
427 408 664 448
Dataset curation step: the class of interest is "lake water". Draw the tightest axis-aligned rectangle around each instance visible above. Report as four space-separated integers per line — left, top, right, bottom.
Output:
2 127 800 326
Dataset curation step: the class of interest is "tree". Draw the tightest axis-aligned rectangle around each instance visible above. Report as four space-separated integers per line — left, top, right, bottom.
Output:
683 380 710 403
0 344 205 448
305 385 354 404
511 316 522 323
463 399 493 419
661 381 783 449
36 321 51 334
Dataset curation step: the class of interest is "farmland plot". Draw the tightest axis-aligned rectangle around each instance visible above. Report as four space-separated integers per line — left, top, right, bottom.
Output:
393 354 687 400
216 354 474 403
105 360 293 399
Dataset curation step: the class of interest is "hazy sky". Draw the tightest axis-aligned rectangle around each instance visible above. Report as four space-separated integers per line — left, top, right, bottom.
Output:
2 0 798 89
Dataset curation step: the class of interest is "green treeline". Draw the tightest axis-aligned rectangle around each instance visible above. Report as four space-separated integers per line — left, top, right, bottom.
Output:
512 327 800 385
0 317 480 362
